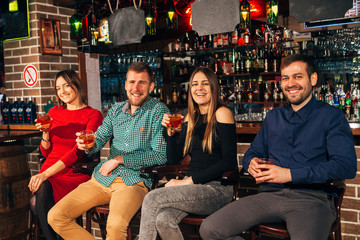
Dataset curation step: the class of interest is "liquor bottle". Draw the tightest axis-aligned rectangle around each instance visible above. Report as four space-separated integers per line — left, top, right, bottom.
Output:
180 84 188 105
253 49 260 73
258 76 265 102
235 51 241 74
183 32 190 51
264 82 271 102
207 34 213 48
222 33 229 47
217 33 223 47
272 82 278 102
319 85 326 102
247 79 254 102
258 48 265 72
202 35 208 49
235 80 243 103
252 28 264 44
274 26 282 42
10 97 19 123
192 31 200 50
174 38 181 51
277 81 284 102
18 96 25 123
264 46 269 72
212 34 218 48
244 28 251 44
245 50 252 74
172 83 178 104
25 97 36 124
2 97 10 124
231 29 239 46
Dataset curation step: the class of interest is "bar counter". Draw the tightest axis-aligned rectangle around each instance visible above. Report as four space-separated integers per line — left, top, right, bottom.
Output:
0 124 39 142
0 124 40 240
236 122 360 136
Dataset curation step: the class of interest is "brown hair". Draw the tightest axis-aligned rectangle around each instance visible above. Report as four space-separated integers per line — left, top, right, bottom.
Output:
184 66 222 155
126 62 154 83
280 54 317 79
54 70 87 107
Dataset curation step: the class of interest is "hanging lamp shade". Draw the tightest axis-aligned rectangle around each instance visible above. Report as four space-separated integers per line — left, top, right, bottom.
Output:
166 0 178 30
240 0 251 29
70 10 83 42
266 0 278 24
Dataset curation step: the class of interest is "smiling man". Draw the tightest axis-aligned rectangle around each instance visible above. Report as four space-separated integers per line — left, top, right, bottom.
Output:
48 62 169 240
200 54 357 240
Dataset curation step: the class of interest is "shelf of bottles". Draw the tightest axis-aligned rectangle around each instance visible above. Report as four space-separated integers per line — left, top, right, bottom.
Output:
306 27 360 122
164 25 360 123
163 23 296 122
1 96 37 124
99 49 163 114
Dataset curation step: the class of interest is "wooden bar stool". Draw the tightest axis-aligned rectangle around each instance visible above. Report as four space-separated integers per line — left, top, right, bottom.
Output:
250 180 346 240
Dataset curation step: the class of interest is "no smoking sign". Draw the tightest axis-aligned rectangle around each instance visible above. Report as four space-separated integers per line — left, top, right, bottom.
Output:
23 65 38 87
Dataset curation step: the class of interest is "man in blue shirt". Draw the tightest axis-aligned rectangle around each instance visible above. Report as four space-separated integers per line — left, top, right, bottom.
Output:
200 54 357 240
48 62 169 240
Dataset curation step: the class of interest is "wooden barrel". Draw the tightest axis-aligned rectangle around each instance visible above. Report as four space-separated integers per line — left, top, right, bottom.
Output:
0 141 31 240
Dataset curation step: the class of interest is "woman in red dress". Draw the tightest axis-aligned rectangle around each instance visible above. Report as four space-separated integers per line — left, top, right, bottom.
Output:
28 70 103 240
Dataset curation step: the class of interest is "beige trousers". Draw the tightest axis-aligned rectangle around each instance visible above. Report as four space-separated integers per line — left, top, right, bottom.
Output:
48 176 148 240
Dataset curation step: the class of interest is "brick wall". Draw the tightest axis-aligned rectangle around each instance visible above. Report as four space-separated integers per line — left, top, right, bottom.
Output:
237 142 360 239
3 0 79 175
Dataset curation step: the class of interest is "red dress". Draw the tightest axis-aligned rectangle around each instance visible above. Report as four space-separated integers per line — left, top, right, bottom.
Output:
39 106 103 202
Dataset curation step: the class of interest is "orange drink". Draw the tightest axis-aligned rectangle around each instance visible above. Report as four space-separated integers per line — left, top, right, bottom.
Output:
79 130 95 148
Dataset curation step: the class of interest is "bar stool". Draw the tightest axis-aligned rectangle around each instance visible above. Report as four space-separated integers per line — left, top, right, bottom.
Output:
29 151 100 240
250 180 346 240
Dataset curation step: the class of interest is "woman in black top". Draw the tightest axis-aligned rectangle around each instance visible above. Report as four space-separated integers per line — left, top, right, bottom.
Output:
138 66 237 240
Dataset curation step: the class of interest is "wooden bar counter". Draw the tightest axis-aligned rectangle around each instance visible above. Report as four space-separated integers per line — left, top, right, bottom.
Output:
0 124 40 240
236 122 360 136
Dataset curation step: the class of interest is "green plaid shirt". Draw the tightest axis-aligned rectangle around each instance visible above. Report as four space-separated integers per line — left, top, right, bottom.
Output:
90 97 169 188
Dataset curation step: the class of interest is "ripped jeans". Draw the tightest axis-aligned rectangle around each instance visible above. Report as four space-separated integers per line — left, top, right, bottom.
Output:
138 181 233 240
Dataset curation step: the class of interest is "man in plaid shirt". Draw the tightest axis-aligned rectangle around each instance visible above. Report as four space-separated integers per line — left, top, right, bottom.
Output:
49 62 169 240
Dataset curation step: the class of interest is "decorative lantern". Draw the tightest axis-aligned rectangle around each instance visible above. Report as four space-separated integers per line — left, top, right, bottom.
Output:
145 0 156 35
240 0 251 29
266 0 278 24
70 10 83 42
166 0 178 30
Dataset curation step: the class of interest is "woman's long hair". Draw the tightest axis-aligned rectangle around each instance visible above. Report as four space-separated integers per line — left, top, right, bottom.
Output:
54 70 87 108
183 67 222 155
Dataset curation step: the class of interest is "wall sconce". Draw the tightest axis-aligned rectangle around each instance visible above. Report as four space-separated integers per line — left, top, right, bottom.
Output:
240 0 251 29
266 0 278 24
145 0 156 35
166 0 178 30
70 10 83 42
9 0 18 12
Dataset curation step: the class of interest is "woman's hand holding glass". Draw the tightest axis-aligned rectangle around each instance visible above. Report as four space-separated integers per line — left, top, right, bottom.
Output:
35 113 52 132
161 113 184 136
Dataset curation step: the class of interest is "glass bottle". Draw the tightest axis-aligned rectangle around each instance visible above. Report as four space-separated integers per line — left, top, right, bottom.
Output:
10 97 19 124
183 32 190 51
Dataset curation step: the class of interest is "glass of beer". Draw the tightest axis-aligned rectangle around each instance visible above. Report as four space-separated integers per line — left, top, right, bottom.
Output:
167 114 182 130
36 113 52 130
79 130 95 148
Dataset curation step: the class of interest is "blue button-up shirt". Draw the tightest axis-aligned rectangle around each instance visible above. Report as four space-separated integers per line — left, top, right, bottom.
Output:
243 96 357 187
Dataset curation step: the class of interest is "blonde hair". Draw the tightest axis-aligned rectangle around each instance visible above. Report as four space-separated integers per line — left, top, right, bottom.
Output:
183 67 222 155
